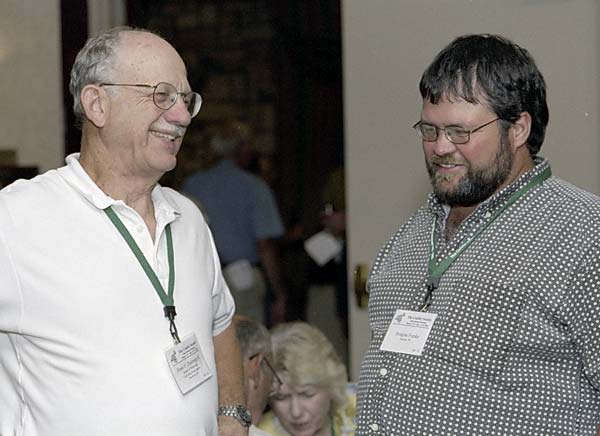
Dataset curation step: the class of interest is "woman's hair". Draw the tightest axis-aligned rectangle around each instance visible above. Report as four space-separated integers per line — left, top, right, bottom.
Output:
270 322 347 408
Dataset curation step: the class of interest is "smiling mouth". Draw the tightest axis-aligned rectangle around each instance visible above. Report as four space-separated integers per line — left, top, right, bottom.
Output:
430 154 465 167
430 161 464 182
434 162 465 172
150 130 181 142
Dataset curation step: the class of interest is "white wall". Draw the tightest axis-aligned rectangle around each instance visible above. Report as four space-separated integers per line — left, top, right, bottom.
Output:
1 0 64 172
343 0 600 380
87 0 126 38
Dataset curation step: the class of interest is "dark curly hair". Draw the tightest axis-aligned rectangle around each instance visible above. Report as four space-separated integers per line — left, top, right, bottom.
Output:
419 34 549 156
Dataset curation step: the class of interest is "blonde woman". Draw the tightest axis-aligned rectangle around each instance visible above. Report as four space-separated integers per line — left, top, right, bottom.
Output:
257 322 355 436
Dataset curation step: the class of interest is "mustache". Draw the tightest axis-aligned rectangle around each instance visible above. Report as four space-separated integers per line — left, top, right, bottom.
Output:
430 155 466 166
169 126 186 138
150 125 186 138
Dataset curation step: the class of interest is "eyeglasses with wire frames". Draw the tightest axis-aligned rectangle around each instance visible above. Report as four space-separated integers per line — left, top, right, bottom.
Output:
413 117 500 145
249 352 283 395
99 82 202 118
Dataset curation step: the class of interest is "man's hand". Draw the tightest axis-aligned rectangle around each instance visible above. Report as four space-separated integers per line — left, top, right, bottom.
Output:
218 415 249 436
257 238 287 325
320 210 346 237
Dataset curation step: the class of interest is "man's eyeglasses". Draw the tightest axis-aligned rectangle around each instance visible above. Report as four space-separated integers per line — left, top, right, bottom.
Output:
413 117 500 145
99 82 202 118
250 353 283 394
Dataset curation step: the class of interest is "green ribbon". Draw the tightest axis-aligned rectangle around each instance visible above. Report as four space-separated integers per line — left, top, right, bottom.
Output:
422 166 552 311
103 206 179 343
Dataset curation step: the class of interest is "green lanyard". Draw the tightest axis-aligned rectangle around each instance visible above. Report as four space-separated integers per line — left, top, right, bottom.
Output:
421 166 552 311
104 206 180 343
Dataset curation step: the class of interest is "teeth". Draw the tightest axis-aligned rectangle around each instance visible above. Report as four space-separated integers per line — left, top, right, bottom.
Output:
436 162 462 168
151 131 177 142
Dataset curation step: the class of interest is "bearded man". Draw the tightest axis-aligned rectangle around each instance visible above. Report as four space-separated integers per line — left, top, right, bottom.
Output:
356 34 600 436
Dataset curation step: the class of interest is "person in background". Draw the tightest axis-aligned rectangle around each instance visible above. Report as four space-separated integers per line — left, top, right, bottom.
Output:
258 322 356 436
319 166 348 339
0 27 248 436
357 33 600 435
234 315 281 436
183 120 286 325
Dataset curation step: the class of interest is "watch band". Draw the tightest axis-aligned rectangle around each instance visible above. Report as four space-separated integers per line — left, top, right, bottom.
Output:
218 404 252 427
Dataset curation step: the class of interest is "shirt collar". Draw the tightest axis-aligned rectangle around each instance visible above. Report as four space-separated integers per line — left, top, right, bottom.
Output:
57 153 181 220
427 156 551 221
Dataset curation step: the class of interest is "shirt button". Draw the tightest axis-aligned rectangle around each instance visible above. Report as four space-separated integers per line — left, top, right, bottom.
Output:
370 423 379 432
484 211 492 219
379 368 388 376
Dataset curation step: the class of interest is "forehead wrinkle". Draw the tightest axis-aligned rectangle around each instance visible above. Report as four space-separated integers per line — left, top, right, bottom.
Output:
115 31 189 89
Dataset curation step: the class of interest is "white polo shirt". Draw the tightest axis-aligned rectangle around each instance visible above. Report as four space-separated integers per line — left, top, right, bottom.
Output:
0 154 235 436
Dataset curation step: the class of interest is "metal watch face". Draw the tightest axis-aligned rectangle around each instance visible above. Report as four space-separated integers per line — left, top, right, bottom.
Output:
219 405 252 427
236 405 252 426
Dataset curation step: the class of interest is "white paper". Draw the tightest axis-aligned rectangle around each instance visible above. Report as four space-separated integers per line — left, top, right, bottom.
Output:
304 230 342 266
223 259 255 292
380 309 437 356
165 334 212 394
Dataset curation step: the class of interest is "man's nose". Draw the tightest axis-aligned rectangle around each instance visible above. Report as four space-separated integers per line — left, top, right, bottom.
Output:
164 95 192 127
430 130 458 156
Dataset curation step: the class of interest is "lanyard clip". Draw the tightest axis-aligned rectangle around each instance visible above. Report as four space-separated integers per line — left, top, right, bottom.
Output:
427 276 440 292
163 305 177 321
163 305 181 344
420 276 440 312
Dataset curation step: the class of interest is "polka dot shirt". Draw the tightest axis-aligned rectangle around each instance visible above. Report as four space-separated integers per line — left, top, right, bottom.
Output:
357 158 600 436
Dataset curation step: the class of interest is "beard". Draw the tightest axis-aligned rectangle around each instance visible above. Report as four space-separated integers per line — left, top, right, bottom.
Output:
426 134 513 207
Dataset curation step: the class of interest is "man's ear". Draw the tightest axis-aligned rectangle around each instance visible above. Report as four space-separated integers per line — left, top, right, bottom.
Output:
509 111 532 151
80 84 109 128
247 353 263 385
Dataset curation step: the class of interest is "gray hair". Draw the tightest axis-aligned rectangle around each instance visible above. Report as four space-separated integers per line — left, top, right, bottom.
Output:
210 134 239 157
270 322 347 409
69 26 158 127
210 120 252 157
234 316 273 364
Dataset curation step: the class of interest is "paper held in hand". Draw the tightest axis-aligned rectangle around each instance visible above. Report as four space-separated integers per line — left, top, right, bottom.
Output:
304 230 343 266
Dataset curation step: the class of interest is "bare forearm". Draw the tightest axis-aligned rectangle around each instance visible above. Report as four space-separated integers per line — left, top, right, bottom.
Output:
257 239 285 296
214 323 245 405
214 323 248 435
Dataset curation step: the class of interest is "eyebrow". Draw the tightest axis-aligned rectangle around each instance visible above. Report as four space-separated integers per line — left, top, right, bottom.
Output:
420 120 468 129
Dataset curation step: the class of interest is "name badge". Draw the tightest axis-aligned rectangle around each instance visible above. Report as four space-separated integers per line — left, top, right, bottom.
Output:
380 309 437 356
165 334 212 394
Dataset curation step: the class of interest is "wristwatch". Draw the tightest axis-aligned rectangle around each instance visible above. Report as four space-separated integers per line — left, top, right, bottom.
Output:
217 404 252 427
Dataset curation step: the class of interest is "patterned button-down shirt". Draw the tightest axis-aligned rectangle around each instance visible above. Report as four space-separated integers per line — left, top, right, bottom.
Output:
357 158 600 436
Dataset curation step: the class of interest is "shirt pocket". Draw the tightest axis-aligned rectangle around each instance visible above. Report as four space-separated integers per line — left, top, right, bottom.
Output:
424 274 526 381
